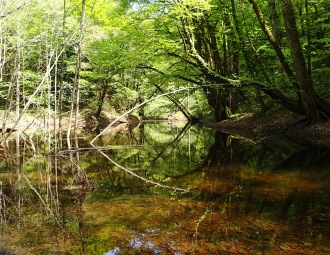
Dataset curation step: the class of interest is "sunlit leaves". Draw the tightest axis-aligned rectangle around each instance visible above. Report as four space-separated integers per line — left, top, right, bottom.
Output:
171 0 213 18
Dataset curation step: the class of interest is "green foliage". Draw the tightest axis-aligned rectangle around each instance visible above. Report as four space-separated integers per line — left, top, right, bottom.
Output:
1 0 329 123
110 86 139 111
144 97 173 119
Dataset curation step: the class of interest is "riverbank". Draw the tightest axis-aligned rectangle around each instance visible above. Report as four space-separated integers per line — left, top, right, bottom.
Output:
2 108 330 147
209 109 330 146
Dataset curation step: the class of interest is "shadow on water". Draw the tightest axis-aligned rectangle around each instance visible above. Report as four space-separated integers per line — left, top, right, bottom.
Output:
0 121 329 254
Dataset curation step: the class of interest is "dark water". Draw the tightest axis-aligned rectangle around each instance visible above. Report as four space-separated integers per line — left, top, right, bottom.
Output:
0 121 329 254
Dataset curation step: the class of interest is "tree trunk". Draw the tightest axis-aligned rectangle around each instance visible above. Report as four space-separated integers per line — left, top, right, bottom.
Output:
267 0 282 45
74 0 86 134
175 1 236 121
95 79 108 118
15 37 21 135
59 0 67 149
304 0 312 76
279 0 319 122
248 0 300 94
231 0 267 111
202 86 231 121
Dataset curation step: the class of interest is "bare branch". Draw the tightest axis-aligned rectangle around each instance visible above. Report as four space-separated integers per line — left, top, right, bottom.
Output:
0 1 34 19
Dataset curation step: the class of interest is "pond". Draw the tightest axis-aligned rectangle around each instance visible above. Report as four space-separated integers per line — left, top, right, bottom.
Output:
0 121 329 254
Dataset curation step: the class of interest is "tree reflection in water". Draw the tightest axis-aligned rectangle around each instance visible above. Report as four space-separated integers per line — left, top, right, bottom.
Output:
0 123 329 254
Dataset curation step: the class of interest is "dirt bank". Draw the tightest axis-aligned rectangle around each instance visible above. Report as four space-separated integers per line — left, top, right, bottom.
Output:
209 110 330 147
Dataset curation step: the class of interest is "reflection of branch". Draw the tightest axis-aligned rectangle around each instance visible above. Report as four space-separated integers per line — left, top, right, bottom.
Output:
90 83 250 145
93 147 190 193
193 207 211 241
53 147 105 155
90 87 194 144
23 174 60 225
105 145 164 149
151 121 193 163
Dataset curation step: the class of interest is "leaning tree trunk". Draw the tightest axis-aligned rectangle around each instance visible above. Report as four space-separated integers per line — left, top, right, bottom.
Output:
175 0 237 121
267 0 282 45
279 0 320 123
248 0 301 94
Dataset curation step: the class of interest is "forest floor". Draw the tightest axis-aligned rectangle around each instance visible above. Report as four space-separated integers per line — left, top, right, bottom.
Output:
209 109 330 147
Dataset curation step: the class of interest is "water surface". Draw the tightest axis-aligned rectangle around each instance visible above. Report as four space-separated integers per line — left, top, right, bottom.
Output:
0 122 329 254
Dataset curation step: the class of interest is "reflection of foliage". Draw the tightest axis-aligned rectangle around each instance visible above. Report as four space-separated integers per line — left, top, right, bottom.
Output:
105 123 215 185
0 123 330 254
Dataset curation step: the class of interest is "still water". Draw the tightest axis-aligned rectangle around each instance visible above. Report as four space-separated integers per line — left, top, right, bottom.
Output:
0 121 329 254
